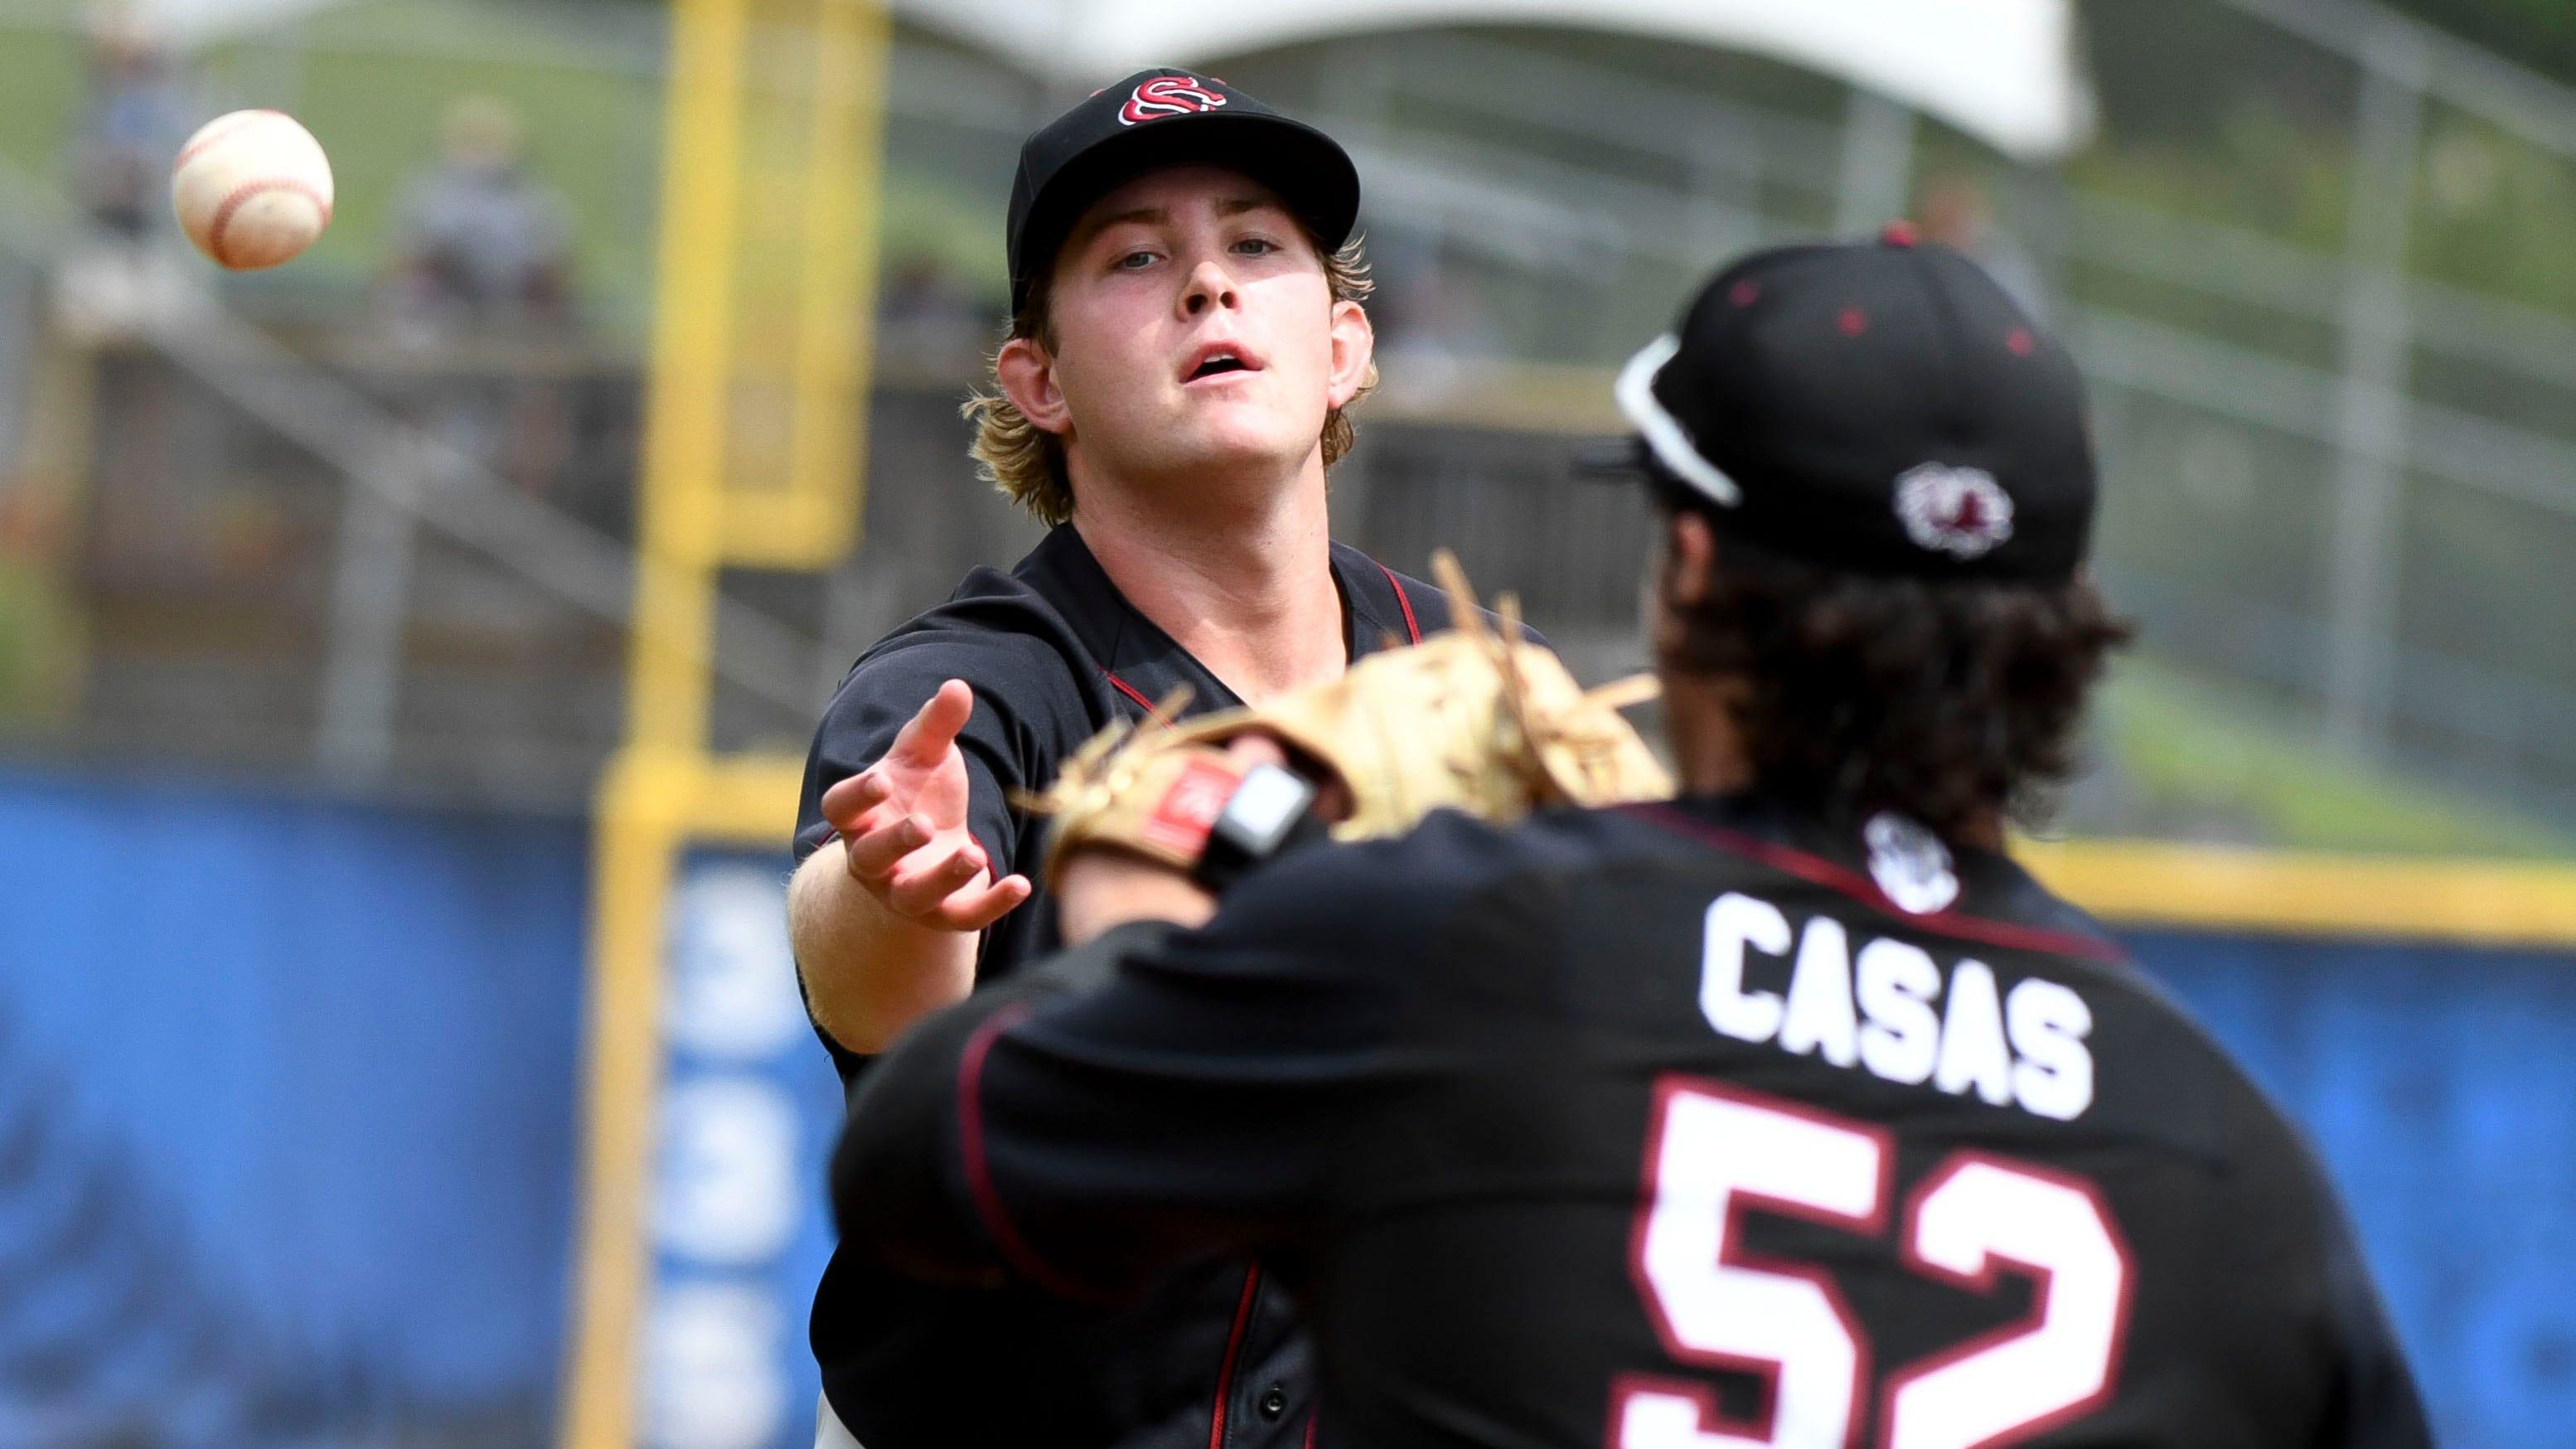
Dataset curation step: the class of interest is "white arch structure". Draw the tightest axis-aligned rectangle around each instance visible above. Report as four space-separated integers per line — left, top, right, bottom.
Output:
123 0 2089 159
895 0 2095 162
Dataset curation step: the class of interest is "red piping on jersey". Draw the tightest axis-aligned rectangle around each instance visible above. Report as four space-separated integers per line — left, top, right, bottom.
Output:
1208 1264 1263 1449
956 1003 1097 1301
1622 803 2127 965
1304 1408 1319 1448
1373 561 1424 644
1102 669 1172 723
1104 565 1416 724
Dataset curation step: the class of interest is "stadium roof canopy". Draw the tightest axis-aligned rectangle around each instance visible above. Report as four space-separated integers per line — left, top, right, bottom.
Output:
125 0 2090 160
122 0 341 46
897 0 2095 161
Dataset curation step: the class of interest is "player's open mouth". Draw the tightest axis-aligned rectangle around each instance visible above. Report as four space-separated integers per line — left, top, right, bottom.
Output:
1182 342 1263 383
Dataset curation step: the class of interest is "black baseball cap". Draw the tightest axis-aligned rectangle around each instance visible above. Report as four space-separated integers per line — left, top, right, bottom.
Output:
1006 69 1362 316
1590 228 2098 583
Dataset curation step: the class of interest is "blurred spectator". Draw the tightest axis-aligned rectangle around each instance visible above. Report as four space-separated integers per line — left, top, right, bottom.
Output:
381 97 579 500
52 3 191 343
385 96 576 344
1918 172 2049 319
69 3 185 240
1368 227 1500 370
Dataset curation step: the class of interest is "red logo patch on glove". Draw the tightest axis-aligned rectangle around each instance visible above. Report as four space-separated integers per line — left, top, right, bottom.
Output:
1140 756 1242 856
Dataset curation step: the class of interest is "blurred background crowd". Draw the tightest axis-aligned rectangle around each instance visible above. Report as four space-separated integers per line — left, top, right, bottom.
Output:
0 0 2573 1447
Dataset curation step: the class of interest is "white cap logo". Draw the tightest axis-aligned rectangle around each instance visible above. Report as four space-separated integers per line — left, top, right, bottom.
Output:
1894 463 2015 560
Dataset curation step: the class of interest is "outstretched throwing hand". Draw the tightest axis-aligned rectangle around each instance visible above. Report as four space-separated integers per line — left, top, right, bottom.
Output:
819 679 1033 932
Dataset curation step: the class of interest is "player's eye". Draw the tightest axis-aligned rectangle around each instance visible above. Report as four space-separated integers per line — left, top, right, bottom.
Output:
1114 249 1158 271
1232 235 1281 257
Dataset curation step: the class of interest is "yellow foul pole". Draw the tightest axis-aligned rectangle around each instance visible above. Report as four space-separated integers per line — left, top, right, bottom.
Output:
559 2 890 1447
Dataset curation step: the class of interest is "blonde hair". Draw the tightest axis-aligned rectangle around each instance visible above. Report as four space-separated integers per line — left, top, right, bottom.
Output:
964 233 1378 526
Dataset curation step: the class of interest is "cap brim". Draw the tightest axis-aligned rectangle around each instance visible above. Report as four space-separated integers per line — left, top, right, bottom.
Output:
1013 112 1361 313
1573 435 1649 480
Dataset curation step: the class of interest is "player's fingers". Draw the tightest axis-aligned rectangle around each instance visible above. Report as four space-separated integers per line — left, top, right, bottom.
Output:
850 800 939 850
937 873 1033 932
845 799 911 841
1314 778 1356 824
1220 733 1291 771
875 840 973 907
820 770 892 830
887 680 974 768
842 814 931 882
885 843 989 918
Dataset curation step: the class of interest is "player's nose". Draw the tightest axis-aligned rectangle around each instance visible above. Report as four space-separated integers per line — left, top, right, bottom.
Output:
1179 257 1239 317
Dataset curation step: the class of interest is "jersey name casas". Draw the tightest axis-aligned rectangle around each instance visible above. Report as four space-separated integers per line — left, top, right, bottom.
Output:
1696 889 2096 1121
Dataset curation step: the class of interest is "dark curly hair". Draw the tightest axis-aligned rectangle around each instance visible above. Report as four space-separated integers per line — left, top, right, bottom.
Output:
1654 495 2131 841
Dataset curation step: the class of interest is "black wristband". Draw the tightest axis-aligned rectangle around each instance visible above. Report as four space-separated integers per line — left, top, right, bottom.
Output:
1189 762 1328 895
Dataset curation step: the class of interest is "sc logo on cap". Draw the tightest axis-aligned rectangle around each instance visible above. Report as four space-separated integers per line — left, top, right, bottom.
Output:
1894 462 2016 560
1121 76 1227 126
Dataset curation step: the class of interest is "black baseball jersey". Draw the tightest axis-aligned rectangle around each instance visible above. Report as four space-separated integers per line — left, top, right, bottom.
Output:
834 793 2432 1449
794 522 1491 1449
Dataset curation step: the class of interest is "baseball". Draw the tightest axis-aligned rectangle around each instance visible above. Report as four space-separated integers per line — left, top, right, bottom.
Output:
172 109 336 271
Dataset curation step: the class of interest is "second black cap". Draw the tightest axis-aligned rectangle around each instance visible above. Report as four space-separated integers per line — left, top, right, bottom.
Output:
1006 70 1362 317
1598 230 2098 584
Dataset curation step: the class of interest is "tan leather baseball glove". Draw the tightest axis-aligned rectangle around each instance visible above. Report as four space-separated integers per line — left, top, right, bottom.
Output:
1021 553 1672 888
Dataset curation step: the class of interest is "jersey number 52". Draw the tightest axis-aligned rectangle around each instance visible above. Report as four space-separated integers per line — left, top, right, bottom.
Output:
1615 1078 2134 1449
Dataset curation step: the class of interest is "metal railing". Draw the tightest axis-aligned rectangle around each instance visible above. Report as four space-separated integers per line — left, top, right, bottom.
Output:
0 150 825 796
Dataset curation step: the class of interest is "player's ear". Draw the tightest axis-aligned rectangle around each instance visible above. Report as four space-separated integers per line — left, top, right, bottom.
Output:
995 336 1073 437
1663 510 1717 609
1325 298 1374 410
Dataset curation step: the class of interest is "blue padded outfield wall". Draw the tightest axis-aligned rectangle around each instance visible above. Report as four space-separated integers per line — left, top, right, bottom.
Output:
0 768 2570 1447
2133 933 2576 1448
0 768 595 1447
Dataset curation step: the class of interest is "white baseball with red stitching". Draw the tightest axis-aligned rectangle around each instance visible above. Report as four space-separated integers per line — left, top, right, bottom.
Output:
172 109 336 271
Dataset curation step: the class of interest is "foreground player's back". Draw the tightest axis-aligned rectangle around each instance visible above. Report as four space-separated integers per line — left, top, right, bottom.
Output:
1296 797 2426 1449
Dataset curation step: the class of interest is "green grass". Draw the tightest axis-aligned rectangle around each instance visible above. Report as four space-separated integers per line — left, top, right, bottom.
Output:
2094 654 2576 858
0 12 90 184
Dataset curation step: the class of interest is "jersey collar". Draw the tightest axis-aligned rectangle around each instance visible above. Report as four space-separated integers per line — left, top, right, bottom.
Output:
1635 792 2127 964
1014 525 1418 720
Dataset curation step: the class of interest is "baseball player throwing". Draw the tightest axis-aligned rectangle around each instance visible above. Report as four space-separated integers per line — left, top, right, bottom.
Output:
788 70 1518 1449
